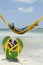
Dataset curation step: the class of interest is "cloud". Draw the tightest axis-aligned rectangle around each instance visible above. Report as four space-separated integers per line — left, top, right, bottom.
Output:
10 0 37 3
18 7 34 13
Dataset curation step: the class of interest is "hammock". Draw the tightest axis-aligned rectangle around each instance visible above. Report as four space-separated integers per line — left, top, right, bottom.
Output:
0 14 43 34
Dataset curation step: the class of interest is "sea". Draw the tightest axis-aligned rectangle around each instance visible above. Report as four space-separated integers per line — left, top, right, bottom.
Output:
0 28 43 63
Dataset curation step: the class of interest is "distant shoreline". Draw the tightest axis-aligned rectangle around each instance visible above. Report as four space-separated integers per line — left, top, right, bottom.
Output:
0 28 43 30
0 29 9 30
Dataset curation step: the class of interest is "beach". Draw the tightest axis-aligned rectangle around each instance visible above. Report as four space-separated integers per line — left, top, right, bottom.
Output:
0 29 43 65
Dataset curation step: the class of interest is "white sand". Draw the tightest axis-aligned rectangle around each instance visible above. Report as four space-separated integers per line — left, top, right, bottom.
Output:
0 32 43 65
0 54 43 65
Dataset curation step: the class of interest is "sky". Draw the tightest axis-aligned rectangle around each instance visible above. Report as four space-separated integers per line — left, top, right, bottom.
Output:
0 0 43 29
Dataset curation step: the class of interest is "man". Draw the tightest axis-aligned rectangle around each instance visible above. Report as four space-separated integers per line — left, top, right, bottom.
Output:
10 23 15 29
